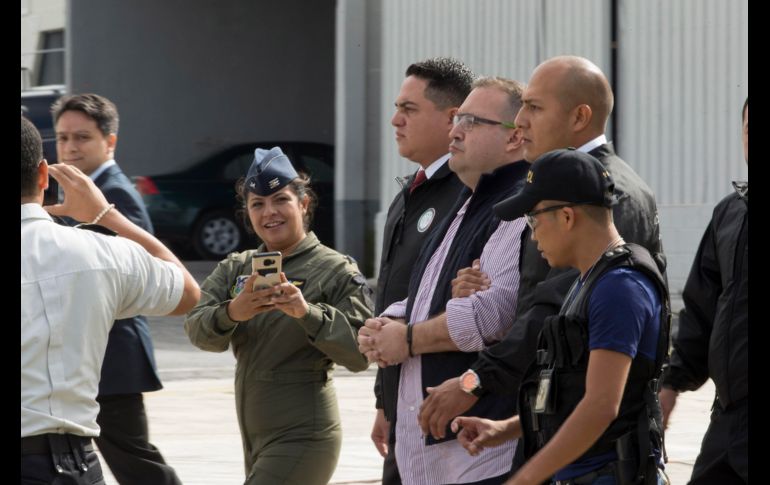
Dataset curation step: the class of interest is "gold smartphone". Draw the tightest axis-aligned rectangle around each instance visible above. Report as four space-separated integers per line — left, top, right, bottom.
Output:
252 251 282 291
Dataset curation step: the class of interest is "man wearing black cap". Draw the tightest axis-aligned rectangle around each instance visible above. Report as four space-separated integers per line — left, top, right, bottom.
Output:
372 57 472 484
417 55 666 453
452 149 669 485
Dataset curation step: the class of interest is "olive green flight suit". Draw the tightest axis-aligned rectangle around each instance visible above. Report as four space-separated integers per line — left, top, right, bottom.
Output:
185 232 372 485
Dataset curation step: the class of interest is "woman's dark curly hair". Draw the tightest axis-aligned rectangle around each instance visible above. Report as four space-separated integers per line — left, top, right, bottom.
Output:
235 172 318 234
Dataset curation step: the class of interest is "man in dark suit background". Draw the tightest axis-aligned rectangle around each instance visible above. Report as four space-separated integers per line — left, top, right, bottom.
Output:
53 94 182 485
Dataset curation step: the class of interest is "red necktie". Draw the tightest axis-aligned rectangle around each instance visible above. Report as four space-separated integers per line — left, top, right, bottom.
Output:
410 170 427 194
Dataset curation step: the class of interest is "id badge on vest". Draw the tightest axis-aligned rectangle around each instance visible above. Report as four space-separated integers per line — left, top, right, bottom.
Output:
534 368 556 414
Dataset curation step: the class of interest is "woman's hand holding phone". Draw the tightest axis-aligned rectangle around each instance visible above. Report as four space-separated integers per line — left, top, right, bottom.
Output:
226 273 280 322
269 272 309 319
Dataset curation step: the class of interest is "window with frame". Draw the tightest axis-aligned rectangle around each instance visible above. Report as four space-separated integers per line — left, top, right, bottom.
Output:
36 29 65 86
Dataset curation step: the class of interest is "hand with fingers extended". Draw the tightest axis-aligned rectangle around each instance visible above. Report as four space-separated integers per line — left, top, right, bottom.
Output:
43 163 110 222
226 273 280 322
419 377 479 440
451 416 518 457
269 273 310 319
451 258 491 298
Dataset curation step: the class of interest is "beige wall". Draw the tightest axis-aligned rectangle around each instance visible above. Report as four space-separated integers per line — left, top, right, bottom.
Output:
21 0 66 88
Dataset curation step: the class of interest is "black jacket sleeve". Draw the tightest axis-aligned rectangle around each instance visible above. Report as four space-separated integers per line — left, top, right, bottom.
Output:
374 368 384 409
661 220 720 392
471 253 576 397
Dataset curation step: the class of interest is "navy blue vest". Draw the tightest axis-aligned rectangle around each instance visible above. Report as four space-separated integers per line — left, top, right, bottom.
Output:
406 160 530 445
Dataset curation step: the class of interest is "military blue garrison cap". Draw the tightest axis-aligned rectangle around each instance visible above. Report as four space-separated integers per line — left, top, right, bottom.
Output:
244 146 299 196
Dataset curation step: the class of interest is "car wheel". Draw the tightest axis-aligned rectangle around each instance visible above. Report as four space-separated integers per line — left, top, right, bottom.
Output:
192 210 244 260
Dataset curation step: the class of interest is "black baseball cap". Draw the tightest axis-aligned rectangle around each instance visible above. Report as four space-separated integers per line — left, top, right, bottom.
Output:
494 148 617 221
244 146 299 196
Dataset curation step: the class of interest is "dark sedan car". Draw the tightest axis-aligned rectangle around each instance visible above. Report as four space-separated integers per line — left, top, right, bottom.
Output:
134 142 335 259
21 85 65 205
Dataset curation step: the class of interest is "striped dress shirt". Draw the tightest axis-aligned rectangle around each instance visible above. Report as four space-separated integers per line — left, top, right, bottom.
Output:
382 195 526 484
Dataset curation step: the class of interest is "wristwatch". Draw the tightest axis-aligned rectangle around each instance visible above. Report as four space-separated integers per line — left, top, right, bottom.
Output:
459 369 484 397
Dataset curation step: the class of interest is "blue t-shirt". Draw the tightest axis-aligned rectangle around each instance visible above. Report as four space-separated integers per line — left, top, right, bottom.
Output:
555 267 662 481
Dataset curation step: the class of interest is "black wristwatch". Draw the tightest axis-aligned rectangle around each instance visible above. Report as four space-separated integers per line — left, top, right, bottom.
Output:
459 369 484 397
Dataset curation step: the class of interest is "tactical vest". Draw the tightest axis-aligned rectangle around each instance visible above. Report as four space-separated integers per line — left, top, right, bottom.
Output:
518 243 670 482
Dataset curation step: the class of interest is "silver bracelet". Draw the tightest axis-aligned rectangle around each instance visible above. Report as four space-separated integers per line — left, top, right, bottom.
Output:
91 203 115 224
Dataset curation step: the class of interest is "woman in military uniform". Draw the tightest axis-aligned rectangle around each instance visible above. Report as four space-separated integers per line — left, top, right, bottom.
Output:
185 146 372 485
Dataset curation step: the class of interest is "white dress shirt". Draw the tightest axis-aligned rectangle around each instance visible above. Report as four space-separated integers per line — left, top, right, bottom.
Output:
577 134 608 154
423 153 451 179
21 204 184 437
88 159 117 181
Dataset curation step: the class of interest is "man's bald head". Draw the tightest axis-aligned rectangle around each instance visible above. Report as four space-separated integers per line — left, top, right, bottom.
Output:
534 56 614 131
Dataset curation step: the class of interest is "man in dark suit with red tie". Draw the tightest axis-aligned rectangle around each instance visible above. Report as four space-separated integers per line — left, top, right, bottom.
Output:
371 57 472 484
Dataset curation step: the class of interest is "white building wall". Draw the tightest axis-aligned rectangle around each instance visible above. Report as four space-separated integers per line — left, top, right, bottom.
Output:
372 0 747 295
617 0 748 293
21 0 66 87
375 0 610 275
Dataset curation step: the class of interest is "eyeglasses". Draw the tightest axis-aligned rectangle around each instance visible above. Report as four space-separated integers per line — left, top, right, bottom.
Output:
524 202 591 231
453 113 516 132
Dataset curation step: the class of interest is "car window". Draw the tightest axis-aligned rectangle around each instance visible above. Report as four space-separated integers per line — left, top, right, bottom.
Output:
295 154 333 184
21 96 58 133
222 152 256 180
22 92 61 165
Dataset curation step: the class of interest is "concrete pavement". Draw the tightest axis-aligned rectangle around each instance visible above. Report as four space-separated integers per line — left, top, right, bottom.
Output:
94 261 715 484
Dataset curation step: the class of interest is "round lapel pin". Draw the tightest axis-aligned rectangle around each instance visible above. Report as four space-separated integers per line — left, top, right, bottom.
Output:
417 208 436 233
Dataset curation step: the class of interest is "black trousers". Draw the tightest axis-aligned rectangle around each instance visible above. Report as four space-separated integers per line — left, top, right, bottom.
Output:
382 424 402 485
689 399 748 485
95 393 182 485
21 434 106 485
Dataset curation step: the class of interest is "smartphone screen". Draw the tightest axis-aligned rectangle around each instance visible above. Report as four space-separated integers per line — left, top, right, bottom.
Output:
43 176 59 206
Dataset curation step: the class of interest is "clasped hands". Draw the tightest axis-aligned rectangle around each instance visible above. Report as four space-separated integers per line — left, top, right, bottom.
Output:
357 317 408 367
358 258 490 368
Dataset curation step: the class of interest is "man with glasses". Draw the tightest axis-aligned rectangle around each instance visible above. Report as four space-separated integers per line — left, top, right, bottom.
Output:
372 57 472 484
418 57 666 470
359 77 529 485
452 149 670 485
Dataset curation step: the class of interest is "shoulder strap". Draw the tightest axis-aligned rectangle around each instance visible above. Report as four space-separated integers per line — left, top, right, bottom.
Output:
75 223 118 236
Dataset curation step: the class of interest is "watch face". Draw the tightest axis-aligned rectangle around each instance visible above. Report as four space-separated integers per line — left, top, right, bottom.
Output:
461 371 478 392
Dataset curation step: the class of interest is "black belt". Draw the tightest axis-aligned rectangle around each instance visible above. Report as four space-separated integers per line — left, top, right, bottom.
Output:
21 434 94 455
554 462 615 485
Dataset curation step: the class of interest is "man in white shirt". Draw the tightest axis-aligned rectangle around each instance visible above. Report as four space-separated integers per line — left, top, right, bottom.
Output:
51 93 183 485
21 116 200 485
